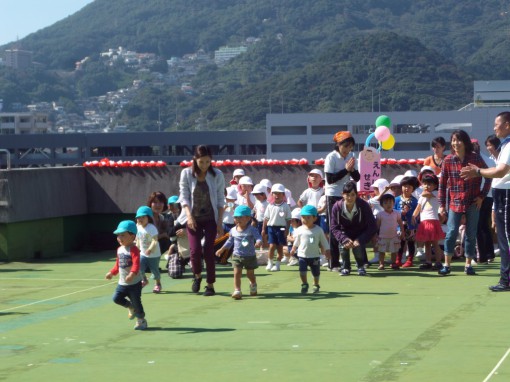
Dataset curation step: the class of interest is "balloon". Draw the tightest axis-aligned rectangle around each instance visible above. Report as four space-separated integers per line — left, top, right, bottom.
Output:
381 135 395 150
374 125 390 142
375 115 392 128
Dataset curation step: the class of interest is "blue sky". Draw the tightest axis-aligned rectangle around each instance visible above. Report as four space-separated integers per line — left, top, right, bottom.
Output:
0 0 95 46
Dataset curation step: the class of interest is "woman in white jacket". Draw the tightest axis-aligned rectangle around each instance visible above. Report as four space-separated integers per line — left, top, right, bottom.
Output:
179 145 225 296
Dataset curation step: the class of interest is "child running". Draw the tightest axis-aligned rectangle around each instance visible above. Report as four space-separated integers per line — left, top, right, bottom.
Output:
135 206 163 293
216 205 262 299
377 194 405 270
105 220 147 330
412 174 445 270
290 205 330 294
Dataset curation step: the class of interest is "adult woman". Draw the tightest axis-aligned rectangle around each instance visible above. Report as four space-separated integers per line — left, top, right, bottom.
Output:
324 131 360 271
423 137 446 175
179 145 225 296
329 181 377 276
146 191 171 254
438 130 491 276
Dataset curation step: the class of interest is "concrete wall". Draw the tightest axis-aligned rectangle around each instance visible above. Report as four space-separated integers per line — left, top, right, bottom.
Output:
0 164 420 261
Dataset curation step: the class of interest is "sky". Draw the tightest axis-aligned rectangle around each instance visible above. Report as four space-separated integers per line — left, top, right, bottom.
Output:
0 0 95 46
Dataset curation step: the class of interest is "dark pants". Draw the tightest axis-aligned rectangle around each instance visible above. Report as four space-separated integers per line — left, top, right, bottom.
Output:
112 281 145 319
327 196 342 268
187 219 217 284
477 196 495 262
493 189 510 285
340 245 366 270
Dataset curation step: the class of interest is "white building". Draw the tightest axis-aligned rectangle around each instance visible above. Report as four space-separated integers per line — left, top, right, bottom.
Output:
214 46 247 65
0 112 50 134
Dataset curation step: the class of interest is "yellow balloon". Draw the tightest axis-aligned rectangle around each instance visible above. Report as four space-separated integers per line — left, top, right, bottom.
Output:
381 134 395 150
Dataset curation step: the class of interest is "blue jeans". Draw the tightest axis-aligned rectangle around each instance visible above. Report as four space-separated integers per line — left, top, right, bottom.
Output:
340 245 366 270
112 281 145 319
493 189 510 285
444 204 479 259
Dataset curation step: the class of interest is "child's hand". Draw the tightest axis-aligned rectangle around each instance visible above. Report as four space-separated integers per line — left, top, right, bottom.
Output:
125 273 134 283
324 250 331 260
411 216 417 225
105 272 113 280
352 240 360 248
146 248 151 255
215 248 224 257
255 241 262 249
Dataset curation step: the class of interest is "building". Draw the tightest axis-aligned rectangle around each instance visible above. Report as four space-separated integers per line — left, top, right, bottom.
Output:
3 49 33 69
0 112 49 134
214 46 247 65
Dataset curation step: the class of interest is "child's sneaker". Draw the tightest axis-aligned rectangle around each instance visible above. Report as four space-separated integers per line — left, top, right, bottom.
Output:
312 284 320 294
249 283 257 296
402 259 413 268
134 318 147 330
419 262 432 270
266 259 273 271
301 283 309 294
281 256 289 264
438 265 451 275
152 284 161 293
415 248 425 259
433 261 443 270
390 263 400 270
340 269 351 276
288 257 299 266
270 261 280 272
395 259 403 267
378 264 385 270
464 266 476 275
127 305 135 320
231 290 242 299
357 268 366 276
141 278 148 288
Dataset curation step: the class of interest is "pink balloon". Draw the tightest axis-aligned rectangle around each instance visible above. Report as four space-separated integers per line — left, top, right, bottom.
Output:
374 125 391 142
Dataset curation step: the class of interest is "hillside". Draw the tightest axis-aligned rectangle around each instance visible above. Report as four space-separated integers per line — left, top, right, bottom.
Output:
0 0 508 131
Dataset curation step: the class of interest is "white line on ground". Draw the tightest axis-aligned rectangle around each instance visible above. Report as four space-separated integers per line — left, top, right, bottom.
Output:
0 282 115 313
483 347 510 382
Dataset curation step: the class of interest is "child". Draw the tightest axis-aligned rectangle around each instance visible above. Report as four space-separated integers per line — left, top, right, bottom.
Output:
368 178 390 216
237 176 256 209
135 206 162 293
395 176 419 268
284 208 302 266
377 194 405 270
223 187 238 233
290 205 330 294
216 205 262 299
263 183 292 272
411 174 445 270
105 220 147 330
297 169 325 209
415 166 437 258
252 183 269 248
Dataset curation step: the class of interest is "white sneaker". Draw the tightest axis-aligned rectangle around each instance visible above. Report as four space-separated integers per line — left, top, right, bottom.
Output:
266 260 273 271
320 255 328 266
415 248 425 259
288 257 299 266
281 256 289 264
231 290 242 299
134 318 148 330
270 262 281 272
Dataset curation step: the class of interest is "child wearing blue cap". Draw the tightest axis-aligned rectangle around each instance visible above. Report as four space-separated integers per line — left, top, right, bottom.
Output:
135 206 162 293
290 205 330 294
216 205 262 299
106 220 147 330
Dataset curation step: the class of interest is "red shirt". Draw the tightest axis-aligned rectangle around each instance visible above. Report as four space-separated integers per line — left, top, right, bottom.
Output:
438 152 491 213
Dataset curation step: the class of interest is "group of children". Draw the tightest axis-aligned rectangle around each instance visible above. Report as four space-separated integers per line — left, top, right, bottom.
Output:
106 162 466 330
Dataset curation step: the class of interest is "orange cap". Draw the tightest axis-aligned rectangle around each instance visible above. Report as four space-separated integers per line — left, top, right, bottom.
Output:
333 131 352 143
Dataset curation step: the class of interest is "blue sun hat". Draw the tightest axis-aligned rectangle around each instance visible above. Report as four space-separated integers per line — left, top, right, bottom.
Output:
167 195 179 204
234 205 252 217
113 220 137 235
300 205 318 216
135 206 154 218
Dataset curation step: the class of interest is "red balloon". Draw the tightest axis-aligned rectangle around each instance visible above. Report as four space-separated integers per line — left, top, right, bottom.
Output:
299 158 308 165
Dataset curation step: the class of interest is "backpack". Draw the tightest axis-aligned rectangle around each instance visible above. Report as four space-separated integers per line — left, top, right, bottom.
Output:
167 252 184 279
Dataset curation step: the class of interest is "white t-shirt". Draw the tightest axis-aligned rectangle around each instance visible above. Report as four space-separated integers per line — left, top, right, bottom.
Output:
417 195 440 221
492 141 510 189
136 223 161 258
264 202 292 226
299 187 324 208
324 150 357 197
293 225 330 258
254 199 268 222
317 195 327 216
